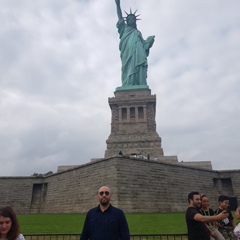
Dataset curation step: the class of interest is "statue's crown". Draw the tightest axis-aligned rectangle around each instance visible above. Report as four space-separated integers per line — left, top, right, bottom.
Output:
124 8 141 22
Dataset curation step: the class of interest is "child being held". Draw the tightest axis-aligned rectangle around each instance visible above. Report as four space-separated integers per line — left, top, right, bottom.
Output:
215 195 237 240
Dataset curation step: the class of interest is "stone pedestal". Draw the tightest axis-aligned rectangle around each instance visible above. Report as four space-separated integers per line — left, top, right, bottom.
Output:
105 88 164 159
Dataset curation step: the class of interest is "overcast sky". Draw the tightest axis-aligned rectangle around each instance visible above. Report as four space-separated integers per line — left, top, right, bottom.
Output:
1 0 240 176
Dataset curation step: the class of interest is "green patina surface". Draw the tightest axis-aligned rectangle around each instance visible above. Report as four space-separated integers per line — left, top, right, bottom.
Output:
115 0 155 88
116 85 149 91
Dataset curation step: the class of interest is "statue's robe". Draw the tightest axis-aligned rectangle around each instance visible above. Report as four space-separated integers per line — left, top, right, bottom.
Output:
117 19 149 86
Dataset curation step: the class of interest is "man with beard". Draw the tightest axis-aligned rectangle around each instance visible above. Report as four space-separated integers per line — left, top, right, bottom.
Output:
186 191 229 240
80 186 130 240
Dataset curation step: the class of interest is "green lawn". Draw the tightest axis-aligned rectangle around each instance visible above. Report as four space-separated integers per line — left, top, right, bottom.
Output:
126 213 187 234
18 213 187 234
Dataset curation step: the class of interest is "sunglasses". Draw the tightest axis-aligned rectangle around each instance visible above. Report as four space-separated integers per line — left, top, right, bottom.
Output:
99 191 110 196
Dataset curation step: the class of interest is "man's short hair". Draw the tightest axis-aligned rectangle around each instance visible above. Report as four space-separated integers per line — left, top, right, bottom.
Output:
188 191 200 203
218 195 229 202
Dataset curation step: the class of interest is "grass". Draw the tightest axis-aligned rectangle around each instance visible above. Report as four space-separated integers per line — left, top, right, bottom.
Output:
18 214 85 234
126 213 187 234
18 212 187 234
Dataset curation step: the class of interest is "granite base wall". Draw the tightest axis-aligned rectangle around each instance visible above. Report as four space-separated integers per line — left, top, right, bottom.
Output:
0 157 239 214
0 177 43 214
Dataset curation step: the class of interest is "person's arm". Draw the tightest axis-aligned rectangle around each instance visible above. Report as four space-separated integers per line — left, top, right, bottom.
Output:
118 210 130 240
234 222 240 238
231 219 236 228
17 234 25 240
229 211 236 228
204 224 216 238
115 0 123 20
194 210 229 223
80 214 89 240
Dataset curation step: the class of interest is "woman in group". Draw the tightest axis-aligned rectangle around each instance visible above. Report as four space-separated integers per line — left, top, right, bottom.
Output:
0 206 25 240
200 194 225 240
234 205 240 239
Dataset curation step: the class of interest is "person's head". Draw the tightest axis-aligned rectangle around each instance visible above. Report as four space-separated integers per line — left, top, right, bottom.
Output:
0 206 19 240
97 186 112 207
235 205 240 220
200 194 210 209
188 191 201 209
218 195 229 210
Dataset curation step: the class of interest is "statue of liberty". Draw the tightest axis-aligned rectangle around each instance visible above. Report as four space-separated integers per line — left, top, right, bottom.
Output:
115 0 155 88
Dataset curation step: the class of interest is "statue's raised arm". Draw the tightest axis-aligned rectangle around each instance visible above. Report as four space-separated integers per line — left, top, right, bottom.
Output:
114 0 155 89
115 0 123 20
